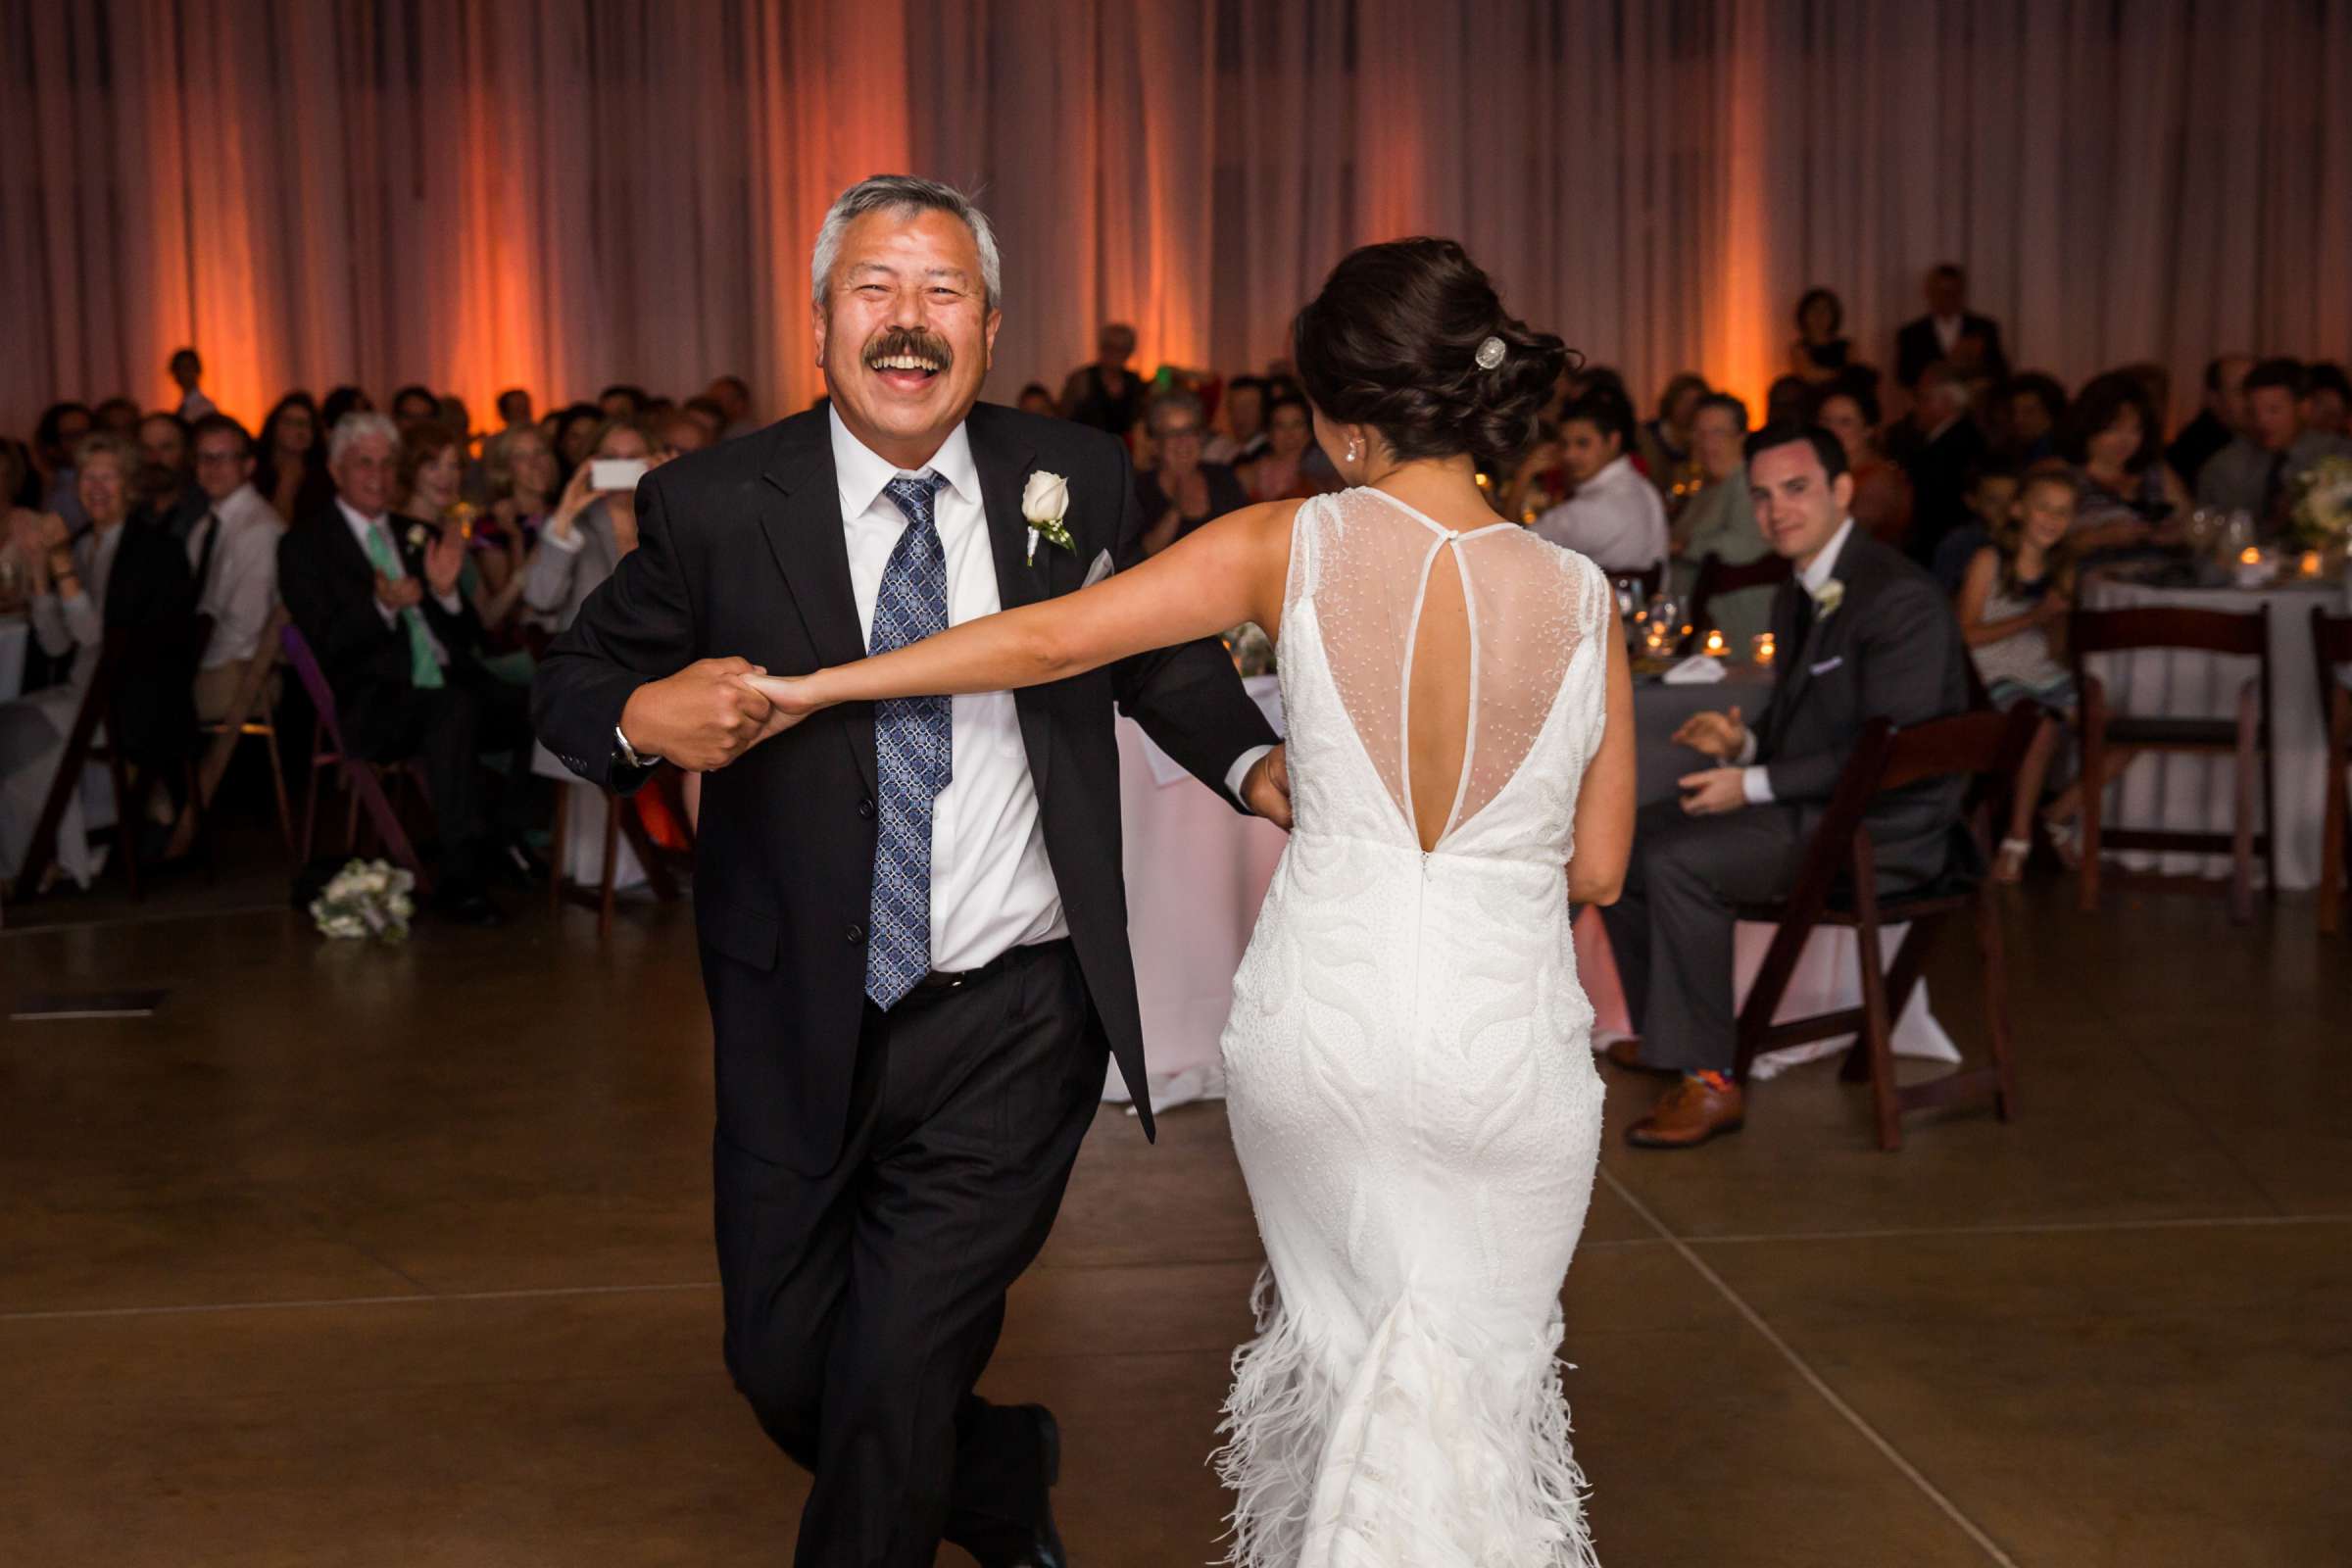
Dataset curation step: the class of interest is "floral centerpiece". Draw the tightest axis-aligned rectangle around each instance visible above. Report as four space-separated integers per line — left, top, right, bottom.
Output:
310 858 416 944
2289 455 2352 555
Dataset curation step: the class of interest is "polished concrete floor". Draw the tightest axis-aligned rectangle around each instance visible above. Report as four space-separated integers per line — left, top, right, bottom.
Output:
1 876 2344 1566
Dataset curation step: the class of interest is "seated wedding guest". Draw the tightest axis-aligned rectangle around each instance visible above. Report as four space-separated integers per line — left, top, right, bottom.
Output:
34 403 95 532
1533 387 1669 570
1600 421 1970 1148
651 407 711 461
2168 354 2253 490
0 434 197 887
2063 369 2189 557
401 421 524 642
1788 286 1851 385
1135 388 1249 557
1895 263 2009 390
1885 361 1986 566
496 388 535 431
1816 382 1914 549
1057 320 1145 436
682 396 730 441
1671 392 1775 646
1241 393 1333 503
702 373 756 438
598 384 648 419
0 445 43 608
1931 459 2020 595
2197 358 2352 527
183 415 283 722
255 393 334 524
1204 373 1269 466
168 348 217 423
277 413 536 922
520 418 662 632
2304 361 2351 438
1991 372 2068 463
1957 466 2078 881
94 397 142 437
137 413 208 540
390 384 440 430
1763 373 1813 427
1637 372 1710 499
320 384 373 435
554 404 604 479
480 424 560 571
1015 382 1057 417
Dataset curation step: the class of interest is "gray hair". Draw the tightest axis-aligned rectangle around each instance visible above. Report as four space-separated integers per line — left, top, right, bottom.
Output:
811 175 1002 312
1145 387 1206 436
328 411 400 465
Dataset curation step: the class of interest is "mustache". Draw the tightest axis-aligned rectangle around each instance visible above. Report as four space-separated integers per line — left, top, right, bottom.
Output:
861 325 955 372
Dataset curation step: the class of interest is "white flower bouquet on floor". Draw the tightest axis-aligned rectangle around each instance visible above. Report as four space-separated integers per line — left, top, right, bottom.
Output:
309 858 416 944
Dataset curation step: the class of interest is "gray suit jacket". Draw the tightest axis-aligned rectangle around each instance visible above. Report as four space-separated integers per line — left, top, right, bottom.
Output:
2195 429 2352 516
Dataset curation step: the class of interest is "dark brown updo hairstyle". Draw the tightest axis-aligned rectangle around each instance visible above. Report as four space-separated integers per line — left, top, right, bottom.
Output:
1293 237 1572 477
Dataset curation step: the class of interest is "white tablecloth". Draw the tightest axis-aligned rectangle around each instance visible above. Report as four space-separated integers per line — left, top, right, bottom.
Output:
2082 574 2344 891
0 613 27 701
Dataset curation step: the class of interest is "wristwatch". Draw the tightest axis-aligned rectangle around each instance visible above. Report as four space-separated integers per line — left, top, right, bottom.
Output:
613 724 660 770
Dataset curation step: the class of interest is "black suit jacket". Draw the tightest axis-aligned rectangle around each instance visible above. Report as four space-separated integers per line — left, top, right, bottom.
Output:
276 506 485 753
98 517 200 762
532 403 1279 1172
1752 527 1971 887
1895 313 2009 389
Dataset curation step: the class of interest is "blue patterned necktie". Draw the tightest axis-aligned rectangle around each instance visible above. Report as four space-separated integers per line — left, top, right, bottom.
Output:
865 473 955 1008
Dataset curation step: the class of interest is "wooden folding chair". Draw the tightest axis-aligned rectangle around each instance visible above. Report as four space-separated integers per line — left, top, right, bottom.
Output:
1732 708 2038 1151
2070 604 2275 923
550 764 693 936
177 604 295 853
12 613 215 904
2313 608 2352 936
279 621 433 893
1683 551 1791 653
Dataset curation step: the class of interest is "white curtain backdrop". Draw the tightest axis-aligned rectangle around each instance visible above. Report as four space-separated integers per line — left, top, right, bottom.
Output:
5 0 2350 436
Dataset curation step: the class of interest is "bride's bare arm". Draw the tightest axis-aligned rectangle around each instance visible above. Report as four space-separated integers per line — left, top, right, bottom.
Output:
751 501 1298 717
1565 601 1636 906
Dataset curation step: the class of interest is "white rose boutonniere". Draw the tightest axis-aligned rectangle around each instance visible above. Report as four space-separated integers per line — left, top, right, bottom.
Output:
1811 578 1845 621
404 522 429 553
1021 470 1075 565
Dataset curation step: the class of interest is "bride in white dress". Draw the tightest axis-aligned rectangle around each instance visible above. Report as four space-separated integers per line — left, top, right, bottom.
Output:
751 236 1636 1565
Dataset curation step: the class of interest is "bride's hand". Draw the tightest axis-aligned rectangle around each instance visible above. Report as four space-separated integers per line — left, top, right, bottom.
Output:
737 672 826 738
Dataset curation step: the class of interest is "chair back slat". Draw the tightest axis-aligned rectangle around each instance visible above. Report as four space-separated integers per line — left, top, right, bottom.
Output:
279 621 349 753
2071 602 2270 658
1878 707 2039 794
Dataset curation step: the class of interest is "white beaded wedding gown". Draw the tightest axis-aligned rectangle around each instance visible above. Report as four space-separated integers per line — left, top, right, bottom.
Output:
1215 487 1613 1567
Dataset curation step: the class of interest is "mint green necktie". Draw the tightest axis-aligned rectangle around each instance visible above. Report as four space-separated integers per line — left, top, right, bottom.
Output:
360 520 445 691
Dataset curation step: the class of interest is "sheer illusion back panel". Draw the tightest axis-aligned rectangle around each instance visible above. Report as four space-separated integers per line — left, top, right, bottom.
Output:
1302 488 1589 853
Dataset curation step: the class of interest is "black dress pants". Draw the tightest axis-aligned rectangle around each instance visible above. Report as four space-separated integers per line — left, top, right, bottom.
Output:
347 663 533 885
714 940 1104 1568
1598 796 1809 1074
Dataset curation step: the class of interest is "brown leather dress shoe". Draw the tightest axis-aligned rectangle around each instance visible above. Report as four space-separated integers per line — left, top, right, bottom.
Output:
1626 1075 1746 1149
1603 1038 1675 1074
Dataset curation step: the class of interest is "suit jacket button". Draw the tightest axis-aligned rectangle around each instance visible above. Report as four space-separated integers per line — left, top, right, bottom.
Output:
858 797 875 819
846 923 865 944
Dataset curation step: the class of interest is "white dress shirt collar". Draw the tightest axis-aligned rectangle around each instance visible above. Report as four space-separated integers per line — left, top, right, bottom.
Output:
335 494 390 544
1585 453 1640 496
1800 516 1856 595
828 406 982 525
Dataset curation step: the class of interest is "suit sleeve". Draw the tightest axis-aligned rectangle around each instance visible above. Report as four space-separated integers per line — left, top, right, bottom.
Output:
278 529 399 673
531 471 698 791
1763 575 1959 806
1099 441 1279 811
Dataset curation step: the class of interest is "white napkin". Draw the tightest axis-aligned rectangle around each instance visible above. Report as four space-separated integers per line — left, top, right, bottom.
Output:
1661 654 1728 685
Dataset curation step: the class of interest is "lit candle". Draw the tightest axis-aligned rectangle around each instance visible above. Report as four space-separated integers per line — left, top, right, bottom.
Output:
1752 632 1776 666
2239 546 2262 566
2301 550 2324 577
1703 628 1728 657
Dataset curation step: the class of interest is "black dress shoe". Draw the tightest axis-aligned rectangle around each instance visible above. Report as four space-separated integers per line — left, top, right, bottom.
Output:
491 837 548 889
1001 1403 1067 1568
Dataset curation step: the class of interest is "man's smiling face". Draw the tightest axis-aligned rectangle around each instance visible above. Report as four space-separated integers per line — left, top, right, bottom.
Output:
813 207 1001 467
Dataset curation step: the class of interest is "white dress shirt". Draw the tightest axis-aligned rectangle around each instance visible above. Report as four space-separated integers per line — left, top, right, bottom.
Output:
830 409 1069 972
1736 516 1853 805
337 497 462 662
187 481 281 670
1932 314 1962 354
1531 454 1669 571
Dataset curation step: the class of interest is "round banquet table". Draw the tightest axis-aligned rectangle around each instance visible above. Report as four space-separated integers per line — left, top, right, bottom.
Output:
2080 570 2346 890
1105 661 1955 1109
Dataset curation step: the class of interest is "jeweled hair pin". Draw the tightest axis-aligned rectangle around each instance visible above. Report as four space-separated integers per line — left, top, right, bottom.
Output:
1474 336 1506 370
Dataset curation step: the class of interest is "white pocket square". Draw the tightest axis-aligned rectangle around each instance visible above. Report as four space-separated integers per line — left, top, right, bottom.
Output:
1809 656 1843 675
1082 550 1114 588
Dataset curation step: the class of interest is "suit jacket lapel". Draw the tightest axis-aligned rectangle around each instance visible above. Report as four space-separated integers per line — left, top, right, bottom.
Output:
759 420 877 798
968 409 1054 800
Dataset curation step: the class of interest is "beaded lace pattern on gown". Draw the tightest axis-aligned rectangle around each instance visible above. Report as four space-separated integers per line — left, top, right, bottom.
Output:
1214 487 1615 1567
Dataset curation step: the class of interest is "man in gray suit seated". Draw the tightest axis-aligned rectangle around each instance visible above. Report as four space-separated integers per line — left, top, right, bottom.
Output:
2195 357 2352 533
1601 422 1972 1150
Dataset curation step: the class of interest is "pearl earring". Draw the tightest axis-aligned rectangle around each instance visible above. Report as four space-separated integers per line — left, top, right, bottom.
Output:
1347 438 1360 463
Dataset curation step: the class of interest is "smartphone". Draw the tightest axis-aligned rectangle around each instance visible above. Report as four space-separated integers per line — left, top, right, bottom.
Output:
590 458 648 493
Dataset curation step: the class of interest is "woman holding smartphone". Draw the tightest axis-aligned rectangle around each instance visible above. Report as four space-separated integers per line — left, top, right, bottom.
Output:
519 417 658 631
